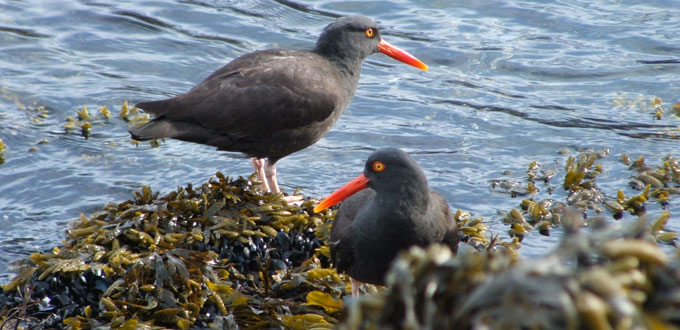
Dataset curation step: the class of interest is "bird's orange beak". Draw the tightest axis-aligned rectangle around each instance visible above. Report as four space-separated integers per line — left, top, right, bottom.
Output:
313 173 370 213
377 38 428 71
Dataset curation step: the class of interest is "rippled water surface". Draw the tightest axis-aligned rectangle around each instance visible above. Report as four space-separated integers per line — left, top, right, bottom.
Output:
1 0 680 282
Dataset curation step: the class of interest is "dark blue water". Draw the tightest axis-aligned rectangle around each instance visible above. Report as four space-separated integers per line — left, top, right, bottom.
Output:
2 0 680 282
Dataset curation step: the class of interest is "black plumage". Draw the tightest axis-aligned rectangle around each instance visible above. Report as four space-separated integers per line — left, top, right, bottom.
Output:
314 148 458 294
129 16 427 194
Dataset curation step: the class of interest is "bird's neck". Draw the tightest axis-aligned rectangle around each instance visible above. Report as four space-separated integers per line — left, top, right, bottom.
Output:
331 57 363 78
378 179 430 218
312 47 364 79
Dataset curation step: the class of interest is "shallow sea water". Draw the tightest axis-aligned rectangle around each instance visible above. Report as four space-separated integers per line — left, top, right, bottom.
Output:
1 0 680 282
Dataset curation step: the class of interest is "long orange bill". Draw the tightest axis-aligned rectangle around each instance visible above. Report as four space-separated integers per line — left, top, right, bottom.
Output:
377 38 429 71
313 173 370 213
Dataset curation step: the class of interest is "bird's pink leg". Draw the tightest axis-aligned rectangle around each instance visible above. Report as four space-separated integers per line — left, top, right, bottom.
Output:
251 157 270 193
264 159 304 203
263 159 280 194
350 277 361 297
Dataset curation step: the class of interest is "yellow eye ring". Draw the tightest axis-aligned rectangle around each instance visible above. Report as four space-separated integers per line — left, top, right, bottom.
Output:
365 28 376 38
372 161 385 172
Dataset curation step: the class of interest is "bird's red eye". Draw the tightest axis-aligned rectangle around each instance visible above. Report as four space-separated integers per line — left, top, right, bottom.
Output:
365 28 376 38
372 161 385 172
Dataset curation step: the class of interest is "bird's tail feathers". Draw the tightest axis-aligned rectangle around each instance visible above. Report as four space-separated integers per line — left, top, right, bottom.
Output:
129 120 177 141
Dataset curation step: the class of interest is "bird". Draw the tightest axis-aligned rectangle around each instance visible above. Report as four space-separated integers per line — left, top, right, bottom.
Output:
313 148 459 296
129 15 428 196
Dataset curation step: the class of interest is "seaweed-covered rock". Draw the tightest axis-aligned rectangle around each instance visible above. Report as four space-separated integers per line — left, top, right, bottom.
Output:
0 174 344 329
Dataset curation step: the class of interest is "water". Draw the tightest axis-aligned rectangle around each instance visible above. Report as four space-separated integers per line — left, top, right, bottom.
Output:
1 0 679 282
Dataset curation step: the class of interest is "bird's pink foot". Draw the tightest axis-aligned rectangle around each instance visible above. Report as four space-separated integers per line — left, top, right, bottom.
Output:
350 277 361 297
282 194 304 205
251 157 270 193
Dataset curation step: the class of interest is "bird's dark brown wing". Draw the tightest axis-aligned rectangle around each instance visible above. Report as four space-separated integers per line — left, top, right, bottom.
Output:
330 189 375 273
134 49 345 142
429 191 459 253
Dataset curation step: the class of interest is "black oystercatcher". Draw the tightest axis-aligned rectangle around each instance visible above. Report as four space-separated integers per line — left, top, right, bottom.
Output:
129 16 427 195
313 148 459 296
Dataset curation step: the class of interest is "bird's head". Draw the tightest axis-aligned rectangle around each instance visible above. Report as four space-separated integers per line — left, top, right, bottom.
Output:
314 15 428 71
313 148 428 213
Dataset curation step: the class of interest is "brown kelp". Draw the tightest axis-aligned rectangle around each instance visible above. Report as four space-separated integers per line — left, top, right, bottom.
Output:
494 148 679 243
0 139 6 165
64 105 113 139
0 174 348 329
